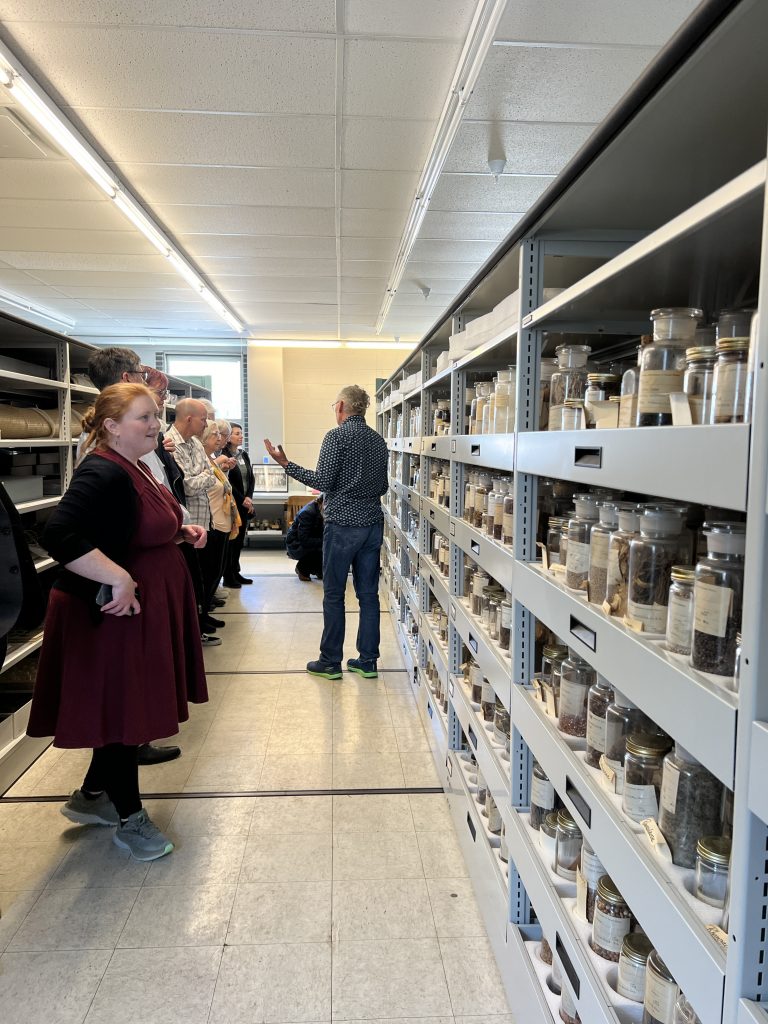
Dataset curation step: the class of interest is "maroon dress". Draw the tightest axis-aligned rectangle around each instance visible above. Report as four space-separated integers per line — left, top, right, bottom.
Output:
28 449 208 747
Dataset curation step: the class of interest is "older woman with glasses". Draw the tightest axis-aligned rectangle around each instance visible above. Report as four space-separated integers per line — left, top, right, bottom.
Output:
197 422 239 633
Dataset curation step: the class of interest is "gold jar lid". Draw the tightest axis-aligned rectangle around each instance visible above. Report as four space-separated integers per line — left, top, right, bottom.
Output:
556 808 581 835
609 395 622 403
716 337 750 352
621 931 653 966
587 373 620 384
671 565 696 582
542 810 559 836
564 399 585 408
543 642 568 659
626 733 671 758
696 835 731 866
685 346 717 361
596 874 627 907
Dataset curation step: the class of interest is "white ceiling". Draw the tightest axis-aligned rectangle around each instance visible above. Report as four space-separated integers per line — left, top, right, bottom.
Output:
0 0 699 344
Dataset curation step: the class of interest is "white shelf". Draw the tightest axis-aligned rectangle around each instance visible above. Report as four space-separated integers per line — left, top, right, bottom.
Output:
13 495 62 514
0 370 67 390
421 435 453 460
451 596 512 713
451 433 515 473
69 383 99 396
747 721 768 825
1 631 44 674
452 325 518 373
422 559 450 616
451 516 515 592
420 613 449 685
451 673 511 813
421 495 451 536
0 440 66 449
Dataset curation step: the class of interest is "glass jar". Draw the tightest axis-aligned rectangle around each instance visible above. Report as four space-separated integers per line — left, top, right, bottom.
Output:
499 599 512 651
605 505 641 616
558 650 594 737
565 494 600 592
530 761 556 830
500 821 509 862
473 473 491 530
485 791 502 835
560 519 570 567
623 733 672 822
713 337 751 424
691 521 745 676
591 874 632 961
470 381 491 436
481 676 495 723
540 809 559 867
502 490 514 547
627 505 684 634
539 936 553 965
659 742 723 868
733 632 742 693
559 983 580 1024
469 660 483 705
673 994 701 1024
555 808 582 881
643 949 679 1024
578 839 605 922
618 931 654 1002
559 400 586 430
485 478 503 538
695 835 731 908
471 570 489 617
665 566 695 655
476 766 487 807
542 642 569 685
588 503 618 605
717 308 754 340
585 373 620 427
683 347 716 424
619 338 650 427
464 385 476 434
547 516 565 566
481 381 496 435
433 399 451 435
549 343 591 430
464 473 476 523
637 307 702 426
493 699 510 747
493 366 516 433
585 675 615 769
488 597 500 640
604 690 651 793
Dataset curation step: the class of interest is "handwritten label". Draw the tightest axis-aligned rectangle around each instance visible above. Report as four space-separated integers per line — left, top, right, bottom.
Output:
707 925 729 953
640 818 673 862
623 615 645 633
536 541 549 571
576 868 588 920
670 391 693 426
601 599 614 617
599 754 617 791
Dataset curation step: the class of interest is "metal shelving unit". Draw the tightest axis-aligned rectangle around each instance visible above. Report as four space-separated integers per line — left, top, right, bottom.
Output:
377 3 768 1023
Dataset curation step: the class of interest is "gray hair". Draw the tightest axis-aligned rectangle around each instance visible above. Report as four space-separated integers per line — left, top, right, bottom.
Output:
200 398 216 419
215 418 231 439
201 420 221 444
337 384 370 417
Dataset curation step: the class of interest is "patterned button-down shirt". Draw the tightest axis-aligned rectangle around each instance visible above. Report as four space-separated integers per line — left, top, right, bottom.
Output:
285 415 388 527
166 425 214 529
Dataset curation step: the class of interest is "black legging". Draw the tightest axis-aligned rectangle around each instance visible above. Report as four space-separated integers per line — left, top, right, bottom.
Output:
198 528 229 613
83 744 141 820
224 513 248 580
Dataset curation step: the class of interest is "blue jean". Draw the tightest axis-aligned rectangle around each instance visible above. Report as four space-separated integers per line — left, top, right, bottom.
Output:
320 521 383 667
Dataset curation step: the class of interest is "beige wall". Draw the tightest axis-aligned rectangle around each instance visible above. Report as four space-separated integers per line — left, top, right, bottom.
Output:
248 347 400 493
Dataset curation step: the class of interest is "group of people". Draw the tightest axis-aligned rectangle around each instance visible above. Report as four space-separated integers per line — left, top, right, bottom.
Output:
26 368 388 863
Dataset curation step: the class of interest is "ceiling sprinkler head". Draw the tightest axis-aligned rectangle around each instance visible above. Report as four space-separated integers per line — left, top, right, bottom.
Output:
419 285 431 300
488 157 506 182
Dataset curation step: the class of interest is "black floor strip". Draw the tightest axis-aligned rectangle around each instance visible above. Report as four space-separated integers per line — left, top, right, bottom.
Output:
215 610 387 615
205 668 407 675
0 786 444 804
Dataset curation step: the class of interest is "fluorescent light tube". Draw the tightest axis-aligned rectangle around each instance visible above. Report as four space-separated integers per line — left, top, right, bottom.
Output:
0 287 75 330
199 288 243 332
166 252 203 291
113 193 171 256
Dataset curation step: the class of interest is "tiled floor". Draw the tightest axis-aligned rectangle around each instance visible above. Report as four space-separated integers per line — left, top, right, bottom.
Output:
0 550 513 1024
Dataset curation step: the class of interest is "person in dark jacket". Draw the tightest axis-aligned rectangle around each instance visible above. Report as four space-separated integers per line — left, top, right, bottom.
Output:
285 495 324 581
222 423 254 587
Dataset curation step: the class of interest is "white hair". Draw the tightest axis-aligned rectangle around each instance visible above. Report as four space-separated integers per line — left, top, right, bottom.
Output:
200 398 216 419
337 384 370 417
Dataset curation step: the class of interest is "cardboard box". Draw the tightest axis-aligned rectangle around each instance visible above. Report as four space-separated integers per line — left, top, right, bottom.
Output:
0 476 43 503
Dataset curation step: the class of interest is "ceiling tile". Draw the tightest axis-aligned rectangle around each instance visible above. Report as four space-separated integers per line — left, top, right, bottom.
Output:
340 260 393 279
24 270 186 288
410 239 496 263
156 205 335 236
0 159 106 201
182 235 337 259
495 0 699 46
72 109 335 169
446 121 596 174
342 118 433 171
209 275 337 295
341 277 389 295
420 210 514 240
344 39 461 118
341 238 398 261
4 25 337 114
344 0 475 40
0 228 154 254
430 173 551 213
196 257 338 279
0 198 128 230
0 252 172 273
400 261 481 282
239 290 338 305
467 44 659 122
341 209 408 238
341 169 418 211
114 165 335 208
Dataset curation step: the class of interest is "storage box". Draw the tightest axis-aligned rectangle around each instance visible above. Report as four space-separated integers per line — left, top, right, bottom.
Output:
35 463 59 476
37 451 60 465
0 476 44 503
0 451 37 472
8 465 35 476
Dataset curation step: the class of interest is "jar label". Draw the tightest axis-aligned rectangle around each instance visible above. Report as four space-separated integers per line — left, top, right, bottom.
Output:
566 540 591 576
481 679 494 702
531 774 555 810
694 580 733 638
607 545 622 586
576 868 588 920
501 603 512 628
687 394 707 424
559 678 587 718
586 710 607 754
473 576 486 597
626 598 669 635
593 904 631 952
638 369 684 414
660 761 680 815
590 533 610 569
618 955 646 1001
644 968 678 1024
623 782 659 821
502 512 514 535
667 592 694 650
713 365 743 420
618 394 636 428
581 845 605 885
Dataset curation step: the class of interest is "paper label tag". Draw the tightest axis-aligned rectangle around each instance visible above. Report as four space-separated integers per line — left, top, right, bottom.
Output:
566 540 591 576
550 561 566 576
576 868 588 920
694 581 733 638
644 967 679 1023
586 709 607 754
544 682 558 718
599 754 617 790
660 762 680 815
618 393 636 428
536 540 549 571
624 615 645 633
670 391 693 426
602 599 614 617
641 817 673 862
593 904 631 953
638 369 684 415
626 598 669 635
667 592 694 649
559 677 587 718
531 775 555 810
623 782 659 821
590 532 610 570
707 924 729 953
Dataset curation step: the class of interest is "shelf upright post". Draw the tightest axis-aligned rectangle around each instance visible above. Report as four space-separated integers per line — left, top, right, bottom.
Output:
57 337 73 489
722 169 768 1024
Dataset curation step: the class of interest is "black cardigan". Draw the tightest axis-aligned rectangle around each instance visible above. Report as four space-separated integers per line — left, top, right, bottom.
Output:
226 447 254 512
285 499 324 559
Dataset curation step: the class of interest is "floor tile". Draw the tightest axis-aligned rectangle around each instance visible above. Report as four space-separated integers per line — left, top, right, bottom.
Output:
138 756 195 794
267 724 334 755
332 727 398 754
209 942 332 1023
409 794 453 832
0 949 111 1024
118 884 236 947
227 881 331 943
46 831 150 889
400 752 441 787
332 833 423 881
184 754 265 792
197 731 271 757
259 754 333 791
0 841 71 890
85 945 222 1023
0 801 73 845
427 878 486 938
416 832 469 879
9 886 139 951
439 936 511 1015
241 833 332 882
331 937 452 1020
332 878 435 941
332 795 414 834
145 835 247 887
395 726 432 753
249 795 332 834
0 890 41 952
169 797 255 837
332 754 405 789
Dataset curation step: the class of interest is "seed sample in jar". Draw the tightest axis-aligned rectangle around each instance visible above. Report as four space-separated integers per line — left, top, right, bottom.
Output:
713 336 751 423
499 597 512 651
558 650 595 737
481 677 496 722
559 983 581 1024
493 698 510 748
623 733 672 822
590 874 632 962
578 839 605 922
627 505 684 634
555 808 583 881
637 307 701 427
642 948 679 1024
665 566 696 655
691 521 745 677
485 791 502 835
530 760 556 830
538 936 553 965
565 494 599 592
605 505 641 617
589 503 618 605
604 690 651 793
585 674 614 769
695 835 731 908
659 742 723 868
618 931 654 1003
539 810 559 868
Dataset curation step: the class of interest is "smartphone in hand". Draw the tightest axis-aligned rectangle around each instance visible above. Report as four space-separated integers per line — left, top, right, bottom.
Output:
95 583 113 607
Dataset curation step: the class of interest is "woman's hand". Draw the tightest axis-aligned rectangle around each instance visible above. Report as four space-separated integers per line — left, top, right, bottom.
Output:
181 524 207 548
101 573 141 617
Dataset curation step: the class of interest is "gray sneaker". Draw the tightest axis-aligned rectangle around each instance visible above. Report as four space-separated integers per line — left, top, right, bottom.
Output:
61 789 119 827
113 809 174 861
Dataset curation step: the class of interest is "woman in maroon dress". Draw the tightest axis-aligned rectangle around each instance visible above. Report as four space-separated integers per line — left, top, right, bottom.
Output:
28 383 208 861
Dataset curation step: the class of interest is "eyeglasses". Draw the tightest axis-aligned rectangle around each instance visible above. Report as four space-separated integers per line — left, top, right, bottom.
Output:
330 400 341 409
152 389 170 402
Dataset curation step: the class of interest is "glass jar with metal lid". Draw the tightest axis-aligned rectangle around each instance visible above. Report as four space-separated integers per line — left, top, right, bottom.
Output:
695 835 731 907
683 347 716 424
530 761 556 830
713 337 751 423
558 650 595 737
549 343 592 430
547 516 566 566
623 732 672 822
565 493 600 592
559 983 580 1024
542 642 569 684
584 373 620 426
627 505 684 634
643 949 679 1024
637 307 702 426
579 839 605 922
481 676 496 723
469 660 483 705
618 931 654 1002
666 566 696 655
589 503 618 605
493 698 510 748
473 473 491 529
604 689 651 794
605 504 641 617
485 791 502 835
591 874 632 961
673 994 701 1024
499 598 512 651
488 596 501 641
659 742 723 868
717 308 754 340
555 808 582 881
502 490 514 547
539 809 559 867
585 674 615 769
471 569 489 617
560 518 570 567
559 399 586 431
692 521 745 676
464 473 476 523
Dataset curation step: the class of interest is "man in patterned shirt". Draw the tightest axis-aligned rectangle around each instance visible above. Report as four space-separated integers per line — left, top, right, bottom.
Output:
265 384 388 680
